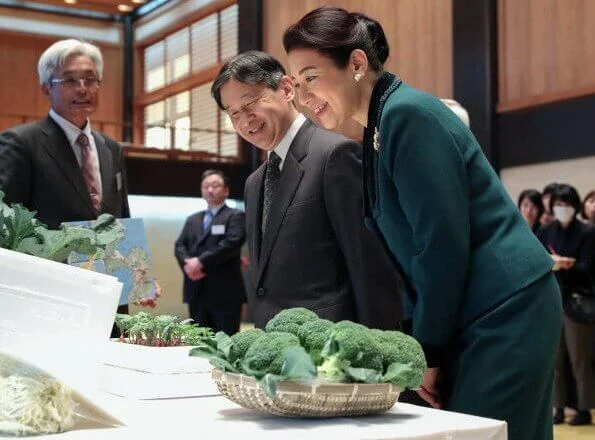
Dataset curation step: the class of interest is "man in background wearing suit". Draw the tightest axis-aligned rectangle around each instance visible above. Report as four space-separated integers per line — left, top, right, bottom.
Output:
212 51 403 329
0 39 156 325
174 170 246 334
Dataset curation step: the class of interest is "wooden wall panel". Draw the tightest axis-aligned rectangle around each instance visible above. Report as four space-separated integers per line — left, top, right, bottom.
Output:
498 0 595 111
263 0 453 98
0 32 123 138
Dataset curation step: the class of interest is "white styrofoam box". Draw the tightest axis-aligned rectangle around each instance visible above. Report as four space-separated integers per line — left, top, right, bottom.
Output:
98 364 220 400
0 247 122 348
103 341 212 374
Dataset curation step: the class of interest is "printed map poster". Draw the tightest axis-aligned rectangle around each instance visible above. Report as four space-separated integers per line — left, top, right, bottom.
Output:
64 218 156 305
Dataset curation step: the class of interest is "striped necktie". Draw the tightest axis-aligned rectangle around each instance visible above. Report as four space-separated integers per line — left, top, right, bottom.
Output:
77 133 102 213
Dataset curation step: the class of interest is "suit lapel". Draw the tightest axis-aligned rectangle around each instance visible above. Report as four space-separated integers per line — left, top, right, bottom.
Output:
40 117 95 215
93 131 113 214
247 164 266 262
256 120 314 287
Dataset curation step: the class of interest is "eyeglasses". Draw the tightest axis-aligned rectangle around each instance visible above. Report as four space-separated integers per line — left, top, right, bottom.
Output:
50 77 101 89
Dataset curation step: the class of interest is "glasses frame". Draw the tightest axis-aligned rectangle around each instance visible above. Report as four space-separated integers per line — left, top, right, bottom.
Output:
49 77 102 89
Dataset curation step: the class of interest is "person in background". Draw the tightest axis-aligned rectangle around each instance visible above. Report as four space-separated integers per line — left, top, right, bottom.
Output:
211 51 403 330
582 190 595 225
541 183 560 226
174 170 246 335
537 183 595 425
517 189 545 233
283 7 562 440
440 98 470 128
0 39 158 334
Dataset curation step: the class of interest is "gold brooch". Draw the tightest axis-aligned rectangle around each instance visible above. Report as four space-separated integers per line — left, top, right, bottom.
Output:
373 128 381 152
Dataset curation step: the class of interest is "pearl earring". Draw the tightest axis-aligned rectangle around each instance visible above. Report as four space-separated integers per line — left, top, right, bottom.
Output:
354 73 362 82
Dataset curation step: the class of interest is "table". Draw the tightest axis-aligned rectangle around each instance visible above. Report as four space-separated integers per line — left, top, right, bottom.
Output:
39 393 507 439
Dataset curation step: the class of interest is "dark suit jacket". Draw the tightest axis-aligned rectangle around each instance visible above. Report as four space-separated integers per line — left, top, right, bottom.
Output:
0 117 129 229
244 118 403 329
537 219 595 294
174 205 246 305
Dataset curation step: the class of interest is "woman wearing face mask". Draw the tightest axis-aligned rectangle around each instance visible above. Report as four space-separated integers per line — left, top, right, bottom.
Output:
284 7 562 440
537 183 595 425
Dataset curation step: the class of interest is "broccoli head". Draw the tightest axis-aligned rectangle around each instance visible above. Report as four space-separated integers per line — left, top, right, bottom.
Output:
370 329 427 389
264 307 319 335
229 328 265 362
296 319 333 364
242 332 301 375
318 326 383 382
332 320 368 332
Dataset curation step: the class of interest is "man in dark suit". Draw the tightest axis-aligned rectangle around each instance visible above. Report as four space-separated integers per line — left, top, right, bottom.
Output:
0 39 154 326
174 170 246 334
0 39 129 229
211 51 403 329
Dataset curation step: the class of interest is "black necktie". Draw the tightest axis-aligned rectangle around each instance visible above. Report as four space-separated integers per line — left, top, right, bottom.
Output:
262 151 281 236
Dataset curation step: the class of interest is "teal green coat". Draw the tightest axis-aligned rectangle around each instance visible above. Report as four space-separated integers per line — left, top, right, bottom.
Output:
362 73 554 366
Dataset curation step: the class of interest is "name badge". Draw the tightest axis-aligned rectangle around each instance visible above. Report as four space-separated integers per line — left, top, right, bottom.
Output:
211 224 225 235
116 172 122 191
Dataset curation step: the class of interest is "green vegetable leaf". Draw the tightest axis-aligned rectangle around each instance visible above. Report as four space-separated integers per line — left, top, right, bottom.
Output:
345 366 382 383
189 343 239 373
208 356 240 374
381 362 416 388
258 373 284 398
280 346 317 380
215 331 233 359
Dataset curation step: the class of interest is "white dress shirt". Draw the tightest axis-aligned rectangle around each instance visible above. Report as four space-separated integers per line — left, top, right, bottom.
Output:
49 108 103 195
268 113 306 171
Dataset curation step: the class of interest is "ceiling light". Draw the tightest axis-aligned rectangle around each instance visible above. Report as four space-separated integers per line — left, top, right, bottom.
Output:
131 0 146 4
64 0 77 4
117 4 133 12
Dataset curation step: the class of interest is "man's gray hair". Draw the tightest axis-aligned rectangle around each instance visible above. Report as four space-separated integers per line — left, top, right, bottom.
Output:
37 39 104 85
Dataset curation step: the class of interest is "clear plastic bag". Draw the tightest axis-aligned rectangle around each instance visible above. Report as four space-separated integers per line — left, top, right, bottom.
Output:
0 352 123 436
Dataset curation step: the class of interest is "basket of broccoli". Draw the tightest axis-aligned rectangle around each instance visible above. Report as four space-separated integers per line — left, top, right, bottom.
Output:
189 308 426 417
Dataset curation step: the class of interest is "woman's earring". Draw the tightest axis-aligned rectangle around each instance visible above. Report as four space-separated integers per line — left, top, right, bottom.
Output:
354 73 362 83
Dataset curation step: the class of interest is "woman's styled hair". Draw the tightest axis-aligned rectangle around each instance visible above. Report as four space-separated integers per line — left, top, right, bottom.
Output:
37 39 103 85
283 6 389 73
517 189 545 221
550 184 581 215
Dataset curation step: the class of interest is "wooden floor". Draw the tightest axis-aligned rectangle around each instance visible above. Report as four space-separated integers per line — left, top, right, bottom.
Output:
554 410 595 440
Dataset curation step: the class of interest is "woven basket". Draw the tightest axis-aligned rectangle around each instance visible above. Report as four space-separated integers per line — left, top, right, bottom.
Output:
212 369 400 417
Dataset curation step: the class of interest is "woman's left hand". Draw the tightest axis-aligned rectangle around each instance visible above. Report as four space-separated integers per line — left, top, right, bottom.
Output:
417 367 442 409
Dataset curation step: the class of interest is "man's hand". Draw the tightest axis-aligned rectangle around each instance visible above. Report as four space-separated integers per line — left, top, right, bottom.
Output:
137 280 163 308
416 367 442 409
184 257 206 280
551 254 575 271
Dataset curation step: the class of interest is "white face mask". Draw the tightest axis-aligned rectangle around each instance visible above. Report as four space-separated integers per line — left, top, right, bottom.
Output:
553 206 575 224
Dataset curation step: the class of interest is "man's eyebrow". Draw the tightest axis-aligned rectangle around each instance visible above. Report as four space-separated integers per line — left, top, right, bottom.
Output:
224 92 256 112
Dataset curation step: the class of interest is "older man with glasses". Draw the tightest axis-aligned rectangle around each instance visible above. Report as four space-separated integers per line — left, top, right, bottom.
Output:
0 39 152 330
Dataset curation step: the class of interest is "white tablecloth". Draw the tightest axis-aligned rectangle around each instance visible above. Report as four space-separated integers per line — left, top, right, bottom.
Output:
39 393 507 440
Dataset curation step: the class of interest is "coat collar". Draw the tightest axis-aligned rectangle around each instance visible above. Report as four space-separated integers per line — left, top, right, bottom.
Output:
362 72 402 218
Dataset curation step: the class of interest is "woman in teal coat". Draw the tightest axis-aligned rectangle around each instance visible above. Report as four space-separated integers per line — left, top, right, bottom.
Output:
283 7 562 440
